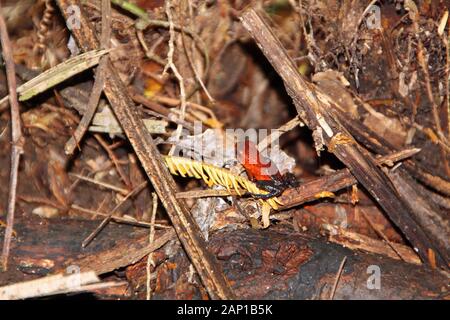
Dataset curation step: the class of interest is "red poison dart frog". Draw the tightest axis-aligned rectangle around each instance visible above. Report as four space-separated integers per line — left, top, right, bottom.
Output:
236 138 298 199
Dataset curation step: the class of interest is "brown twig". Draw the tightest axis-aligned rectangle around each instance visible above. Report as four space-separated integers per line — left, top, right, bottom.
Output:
149 94 219 127
67 228 177 276
329 256 347 300
0 2 25 271
128 89 196 130
279 148 421 209
335 109 450 196
137 30 166 66
323 224 421 264
176 189 241 199
94 133 132 189
360 208 407 262
163 0 188 156
146 192 158 300
82 181 147 248
68 172 128 195
258 116 304 152
19 195 67 211
71 204 170 229
64 0 111 155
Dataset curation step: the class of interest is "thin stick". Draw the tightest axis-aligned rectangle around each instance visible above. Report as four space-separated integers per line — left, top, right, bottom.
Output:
94 194 109 218
137 30 166 65
0 271 99 299
68 172 129 195
0 2 25 271
94 133 131 188
146 192 158 300
64 0 111 155
82 181 147 247
163 0 188 156
148 94 218 127
329 256 347 300
361 208 407 262
19 195 67 211
71 204 170 228
279 148 422 209
180 4 214 103
258 116 304 152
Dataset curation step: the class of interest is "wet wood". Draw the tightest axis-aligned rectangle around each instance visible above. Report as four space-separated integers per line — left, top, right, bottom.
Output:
0 215 150 286
151 228 448 300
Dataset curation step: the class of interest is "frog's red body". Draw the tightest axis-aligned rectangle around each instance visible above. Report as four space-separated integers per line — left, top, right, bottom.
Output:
236 139 297 199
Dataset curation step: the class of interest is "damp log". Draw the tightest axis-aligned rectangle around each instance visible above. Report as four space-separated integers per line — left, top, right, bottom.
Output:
1 217 447 299
0 215 162 287
147 228 448 300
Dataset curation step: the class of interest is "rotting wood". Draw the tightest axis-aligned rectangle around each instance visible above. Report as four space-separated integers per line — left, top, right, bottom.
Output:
240 8 448 269
151 228 448 300
55 0 234 299
385 170 449 263
0 215 174 288
336 112 450 197
67 229 176 276
2 216 444 300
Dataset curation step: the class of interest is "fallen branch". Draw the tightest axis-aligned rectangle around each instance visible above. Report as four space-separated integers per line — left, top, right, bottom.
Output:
64 0 110 155
72 228 176 276
279 148 421 209
0 271 123 300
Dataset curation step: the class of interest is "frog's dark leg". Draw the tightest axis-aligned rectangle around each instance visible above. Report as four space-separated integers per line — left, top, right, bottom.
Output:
283 173 300 188
251 182 284 199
